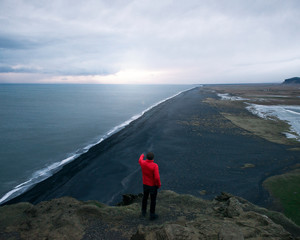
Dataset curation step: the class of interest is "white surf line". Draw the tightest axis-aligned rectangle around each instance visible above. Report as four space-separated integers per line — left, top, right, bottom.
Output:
0 86 198 204
0 155 77 204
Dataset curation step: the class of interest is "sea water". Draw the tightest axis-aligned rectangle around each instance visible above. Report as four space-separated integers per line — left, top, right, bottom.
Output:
246 104 300 141
0 84 192 203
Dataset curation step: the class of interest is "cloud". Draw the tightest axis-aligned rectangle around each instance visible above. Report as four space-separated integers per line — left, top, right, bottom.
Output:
0 0 299 84
0 36 39 49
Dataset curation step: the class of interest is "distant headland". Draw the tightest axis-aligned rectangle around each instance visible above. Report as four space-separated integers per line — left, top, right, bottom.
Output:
283 77 300 84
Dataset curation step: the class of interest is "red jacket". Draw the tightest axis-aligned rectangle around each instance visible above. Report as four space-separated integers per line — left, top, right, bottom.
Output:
139 154 161 188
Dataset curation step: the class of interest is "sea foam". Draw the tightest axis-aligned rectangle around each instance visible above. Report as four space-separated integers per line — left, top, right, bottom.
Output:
246 104 300 141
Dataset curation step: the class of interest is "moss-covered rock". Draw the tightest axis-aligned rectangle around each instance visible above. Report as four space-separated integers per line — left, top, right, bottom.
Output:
1 191 299 240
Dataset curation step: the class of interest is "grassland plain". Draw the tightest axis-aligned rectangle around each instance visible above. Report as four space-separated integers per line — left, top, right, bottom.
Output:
263 168 300 225
204 84 300 225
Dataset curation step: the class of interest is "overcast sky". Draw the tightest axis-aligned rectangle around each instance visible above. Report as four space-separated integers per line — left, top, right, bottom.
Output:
0 0 299 84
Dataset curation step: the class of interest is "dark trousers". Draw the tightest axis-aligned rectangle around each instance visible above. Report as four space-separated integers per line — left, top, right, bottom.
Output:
142 184 157 214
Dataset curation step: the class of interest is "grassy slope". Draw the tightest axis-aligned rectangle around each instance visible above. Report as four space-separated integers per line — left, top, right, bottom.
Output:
263 169 300 225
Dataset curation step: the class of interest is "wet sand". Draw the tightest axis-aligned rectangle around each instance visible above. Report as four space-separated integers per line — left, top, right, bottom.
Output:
4 87 300 207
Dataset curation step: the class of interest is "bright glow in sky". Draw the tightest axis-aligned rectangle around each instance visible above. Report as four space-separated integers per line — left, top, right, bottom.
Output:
0 0 299 84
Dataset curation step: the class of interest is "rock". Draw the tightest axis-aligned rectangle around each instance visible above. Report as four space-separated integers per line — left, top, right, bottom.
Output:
219 223 244 240
131 225 147 240
0 197 85 240
117 193 143 206
214 193 243 218
132 223 201 240
225 197 244 218
283 77 300 84
237 211 294 239
1 191 300 240
215 192 234 202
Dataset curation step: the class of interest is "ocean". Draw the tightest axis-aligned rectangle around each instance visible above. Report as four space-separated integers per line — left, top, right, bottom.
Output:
0 84 192 203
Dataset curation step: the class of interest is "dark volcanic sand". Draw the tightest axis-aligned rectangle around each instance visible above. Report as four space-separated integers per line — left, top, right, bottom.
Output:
4 88 299 207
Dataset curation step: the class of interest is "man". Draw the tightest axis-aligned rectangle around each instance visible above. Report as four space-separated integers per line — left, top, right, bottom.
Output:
139 152 161 220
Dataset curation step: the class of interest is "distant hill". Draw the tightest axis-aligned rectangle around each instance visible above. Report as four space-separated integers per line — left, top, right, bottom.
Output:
283 77 300 84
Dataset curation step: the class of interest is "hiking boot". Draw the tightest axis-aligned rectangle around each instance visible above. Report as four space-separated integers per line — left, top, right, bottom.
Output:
150 213 158 220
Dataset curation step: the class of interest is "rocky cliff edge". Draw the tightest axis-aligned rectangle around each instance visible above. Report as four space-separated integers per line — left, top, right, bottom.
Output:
1 191 300 240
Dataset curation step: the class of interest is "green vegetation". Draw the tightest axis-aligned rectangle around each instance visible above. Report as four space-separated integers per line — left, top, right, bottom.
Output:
241 163 255 169
263 169 300 225
86 200 105 208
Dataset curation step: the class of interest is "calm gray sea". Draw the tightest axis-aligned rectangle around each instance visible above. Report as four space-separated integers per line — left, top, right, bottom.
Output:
0 84 192 202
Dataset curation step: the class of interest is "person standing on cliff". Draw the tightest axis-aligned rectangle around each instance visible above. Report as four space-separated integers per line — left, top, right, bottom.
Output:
139 152 161 220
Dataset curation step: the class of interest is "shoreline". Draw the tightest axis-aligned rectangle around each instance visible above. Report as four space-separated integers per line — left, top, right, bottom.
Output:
2 86 299 209
0 86 195 204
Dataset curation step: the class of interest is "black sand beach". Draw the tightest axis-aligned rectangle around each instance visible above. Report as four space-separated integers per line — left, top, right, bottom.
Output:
4 87 299 207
